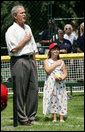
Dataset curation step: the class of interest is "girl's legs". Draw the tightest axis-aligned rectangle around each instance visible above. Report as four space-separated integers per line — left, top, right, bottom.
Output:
60 115 65 122
60 115 63 120
53 113 57 121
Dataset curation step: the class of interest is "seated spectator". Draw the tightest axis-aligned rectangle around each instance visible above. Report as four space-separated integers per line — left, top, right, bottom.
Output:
76 22 84 82
77 22 84 52
71 20 79 39
1 84 8 111
39 19 58 54
80 22 84 36
64 24 77 53
77 34 84 52
56 29 72 54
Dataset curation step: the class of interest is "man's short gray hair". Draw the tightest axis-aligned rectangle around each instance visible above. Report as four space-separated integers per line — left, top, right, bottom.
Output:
11 5 24 17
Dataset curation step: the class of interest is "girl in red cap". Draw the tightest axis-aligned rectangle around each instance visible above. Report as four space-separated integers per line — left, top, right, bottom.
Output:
43 43 67 122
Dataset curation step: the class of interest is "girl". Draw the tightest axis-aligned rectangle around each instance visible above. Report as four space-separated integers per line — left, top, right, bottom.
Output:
43 43 67 122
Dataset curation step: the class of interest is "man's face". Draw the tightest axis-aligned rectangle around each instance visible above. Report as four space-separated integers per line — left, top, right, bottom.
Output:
14 7 26 24
58 30 64 39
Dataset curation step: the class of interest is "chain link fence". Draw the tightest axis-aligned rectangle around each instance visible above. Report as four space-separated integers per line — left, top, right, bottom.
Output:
1 54 84 94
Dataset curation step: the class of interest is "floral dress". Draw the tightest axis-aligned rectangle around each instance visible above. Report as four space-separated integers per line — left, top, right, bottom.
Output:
43 58 67 115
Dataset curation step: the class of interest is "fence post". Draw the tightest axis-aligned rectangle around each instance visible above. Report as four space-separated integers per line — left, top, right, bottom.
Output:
48 1 53 43
13 76 18 127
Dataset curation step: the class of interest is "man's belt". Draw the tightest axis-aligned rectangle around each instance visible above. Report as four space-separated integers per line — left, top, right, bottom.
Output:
11 54 33 59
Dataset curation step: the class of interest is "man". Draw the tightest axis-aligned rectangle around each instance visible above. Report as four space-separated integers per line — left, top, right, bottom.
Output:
39 19 58 54
5 5 38 126
56 29 72 53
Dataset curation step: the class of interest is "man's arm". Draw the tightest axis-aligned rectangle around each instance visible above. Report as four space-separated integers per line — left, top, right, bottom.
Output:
11 33 31 53
60 49 67 54
40 39 52 44
62 63 67 80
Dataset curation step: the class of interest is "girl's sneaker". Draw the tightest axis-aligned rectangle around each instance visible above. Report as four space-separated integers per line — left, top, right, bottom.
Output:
52 120 57 122
60 120 65 122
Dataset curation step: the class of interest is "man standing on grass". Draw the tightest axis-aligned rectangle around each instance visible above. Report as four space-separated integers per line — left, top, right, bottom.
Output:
5 5 38 126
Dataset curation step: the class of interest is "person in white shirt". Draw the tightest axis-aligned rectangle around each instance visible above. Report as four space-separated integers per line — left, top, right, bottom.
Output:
5 5 38 126
6 22 38 56
64 24 77 53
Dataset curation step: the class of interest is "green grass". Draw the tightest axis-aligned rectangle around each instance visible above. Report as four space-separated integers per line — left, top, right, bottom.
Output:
1 92 84 131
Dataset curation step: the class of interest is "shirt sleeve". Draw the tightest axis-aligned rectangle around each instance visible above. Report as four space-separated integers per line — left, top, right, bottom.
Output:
5 30 18 52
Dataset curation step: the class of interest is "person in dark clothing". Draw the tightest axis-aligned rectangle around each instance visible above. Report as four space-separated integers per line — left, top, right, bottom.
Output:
55 29 72 54
77 22 84 53
39 20 58 54
77 34 84 52
76 23 84 82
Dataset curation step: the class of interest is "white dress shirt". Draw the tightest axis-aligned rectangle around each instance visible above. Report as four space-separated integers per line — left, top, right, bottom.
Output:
64 33 77 45
5 22 38 56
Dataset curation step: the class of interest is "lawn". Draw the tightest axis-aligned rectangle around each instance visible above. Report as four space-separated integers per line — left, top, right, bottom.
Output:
1 92 84 131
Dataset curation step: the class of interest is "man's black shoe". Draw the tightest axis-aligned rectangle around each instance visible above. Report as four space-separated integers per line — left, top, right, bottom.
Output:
19 121 32 126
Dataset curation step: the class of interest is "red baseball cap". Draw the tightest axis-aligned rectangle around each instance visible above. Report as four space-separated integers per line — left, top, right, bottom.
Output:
1 84 8 103
49 43 60 50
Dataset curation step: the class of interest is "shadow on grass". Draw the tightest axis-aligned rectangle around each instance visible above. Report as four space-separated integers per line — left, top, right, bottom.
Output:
36 115 68 122
73 94 84 97
44 116 53 121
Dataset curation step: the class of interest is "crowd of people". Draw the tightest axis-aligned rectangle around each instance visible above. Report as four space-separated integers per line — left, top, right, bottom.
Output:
39 20 84 54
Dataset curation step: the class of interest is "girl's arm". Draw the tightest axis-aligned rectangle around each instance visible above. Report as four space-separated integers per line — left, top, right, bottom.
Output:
55 62 67 81
44 59 62 74
62 63 67 80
